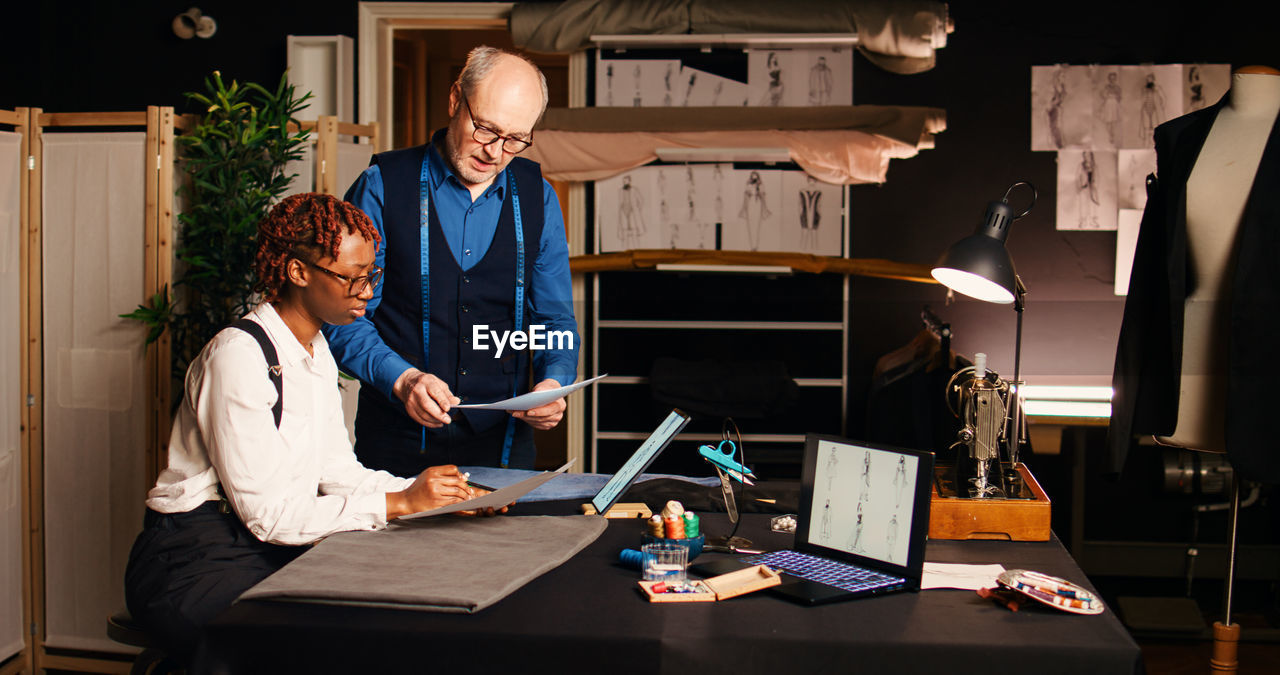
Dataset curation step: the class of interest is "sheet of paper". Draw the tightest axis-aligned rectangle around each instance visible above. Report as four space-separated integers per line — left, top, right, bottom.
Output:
453 374 607 411
400 460 577 519
921 563 1006 591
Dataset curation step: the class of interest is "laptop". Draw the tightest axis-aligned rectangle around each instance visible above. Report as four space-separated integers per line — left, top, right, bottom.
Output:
589 409 692 516
693 433 934 605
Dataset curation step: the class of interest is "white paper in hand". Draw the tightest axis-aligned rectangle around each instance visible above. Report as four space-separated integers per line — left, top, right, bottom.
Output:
452 374 608 411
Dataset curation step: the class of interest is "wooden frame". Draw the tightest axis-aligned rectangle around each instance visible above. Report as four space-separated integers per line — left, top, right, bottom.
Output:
1 102 33 675
309 116 380 195
21 108 175 674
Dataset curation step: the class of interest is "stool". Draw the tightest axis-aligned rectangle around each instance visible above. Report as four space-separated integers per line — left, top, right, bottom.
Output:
106 610 177 675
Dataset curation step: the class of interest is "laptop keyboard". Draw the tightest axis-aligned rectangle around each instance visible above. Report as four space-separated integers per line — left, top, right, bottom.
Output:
741 550 905 594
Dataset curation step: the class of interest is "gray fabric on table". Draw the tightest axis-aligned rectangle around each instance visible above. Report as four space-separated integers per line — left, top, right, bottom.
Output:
239 515 606 613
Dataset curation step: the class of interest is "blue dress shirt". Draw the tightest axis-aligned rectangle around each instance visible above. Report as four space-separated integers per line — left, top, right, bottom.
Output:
324 144 579 401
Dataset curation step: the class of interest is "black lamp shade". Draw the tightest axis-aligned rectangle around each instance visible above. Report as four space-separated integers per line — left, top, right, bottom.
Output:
931 199 1018 304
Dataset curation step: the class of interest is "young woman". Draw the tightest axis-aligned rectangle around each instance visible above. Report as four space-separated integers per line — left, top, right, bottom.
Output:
125 193 496 661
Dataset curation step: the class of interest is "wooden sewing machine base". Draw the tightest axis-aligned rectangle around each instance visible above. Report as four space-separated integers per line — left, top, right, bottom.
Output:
929 462 1051 541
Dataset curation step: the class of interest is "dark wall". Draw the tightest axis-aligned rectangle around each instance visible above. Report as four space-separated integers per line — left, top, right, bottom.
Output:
845 0 1279 438
3 1 360 113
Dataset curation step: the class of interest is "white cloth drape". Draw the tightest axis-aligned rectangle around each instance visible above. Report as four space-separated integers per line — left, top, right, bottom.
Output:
0 131 24 663
41 132 148 652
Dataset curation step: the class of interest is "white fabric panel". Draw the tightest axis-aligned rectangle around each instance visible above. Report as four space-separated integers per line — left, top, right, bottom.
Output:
335 142 374 446
0 131 25 662
282 143 315 198
41 133 148 652
336 140 374 196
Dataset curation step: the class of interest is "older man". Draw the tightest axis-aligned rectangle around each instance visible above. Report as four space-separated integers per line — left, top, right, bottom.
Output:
325 46 579 476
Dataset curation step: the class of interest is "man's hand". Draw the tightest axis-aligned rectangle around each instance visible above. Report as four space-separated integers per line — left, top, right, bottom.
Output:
393 368 460 428
511 378 567 431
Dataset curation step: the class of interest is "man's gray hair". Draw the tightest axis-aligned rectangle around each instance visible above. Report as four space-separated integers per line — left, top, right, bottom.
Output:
456 46 549 117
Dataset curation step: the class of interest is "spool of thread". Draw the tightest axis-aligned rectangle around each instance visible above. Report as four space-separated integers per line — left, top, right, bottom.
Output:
664 515 685 539
619 548 645 570
662 500 685 519
647 515 665 537
682 512 700 537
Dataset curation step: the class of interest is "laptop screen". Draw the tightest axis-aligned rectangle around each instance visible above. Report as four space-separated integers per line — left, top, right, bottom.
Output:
797 434 933 576
590 409 692 515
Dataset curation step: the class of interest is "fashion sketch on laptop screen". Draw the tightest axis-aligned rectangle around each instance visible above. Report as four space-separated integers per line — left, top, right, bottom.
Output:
806 438 920 568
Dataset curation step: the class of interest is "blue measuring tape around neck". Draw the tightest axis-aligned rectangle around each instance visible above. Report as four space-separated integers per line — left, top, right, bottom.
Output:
418 157 525 467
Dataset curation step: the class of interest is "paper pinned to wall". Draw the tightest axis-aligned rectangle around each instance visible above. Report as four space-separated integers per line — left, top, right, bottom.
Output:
1117 149 1157 211
1115 209 1143 296
1056 149 1117 231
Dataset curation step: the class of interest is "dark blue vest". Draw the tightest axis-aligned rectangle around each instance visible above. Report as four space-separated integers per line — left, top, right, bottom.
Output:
352 142 546 475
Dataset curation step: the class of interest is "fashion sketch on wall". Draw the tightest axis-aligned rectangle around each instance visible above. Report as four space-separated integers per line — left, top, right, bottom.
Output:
679 67 748 106
1182 63 1231 113
747 48 851 107
595 58 682 107
1056 149 1117 231
723 169 782 251
595 169 660 251
780 172 843 255
1120 65 1180 148
1031 65 1095 150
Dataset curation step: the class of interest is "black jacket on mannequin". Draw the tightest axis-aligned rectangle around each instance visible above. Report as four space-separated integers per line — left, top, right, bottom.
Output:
1108 97 1280 483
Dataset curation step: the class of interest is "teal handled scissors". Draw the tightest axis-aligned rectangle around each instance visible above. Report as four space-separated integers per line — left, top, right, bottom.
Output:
698 440 757 485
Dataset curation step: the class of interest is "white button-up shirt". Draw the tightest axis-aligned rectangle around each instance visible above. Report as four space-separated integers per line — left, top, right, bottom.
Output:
146 302 414 545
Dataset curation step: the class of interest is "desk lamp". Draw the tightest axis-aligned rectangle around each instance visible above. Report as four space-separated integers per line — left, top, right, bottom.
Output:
931 182 1035 495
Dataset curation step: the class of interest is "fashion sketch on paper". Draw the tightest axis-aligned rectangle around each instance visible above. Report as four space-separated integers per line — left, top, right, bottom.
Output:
1100 71 1123 147
761 52 784 106
662 63 674 106
605 63 614 106
799 175 823 251
632 64 642 107
826 446 838 492
1187 65 1206 111
1139 72 1167 142
1076 150 1100 229
809 56 833 105
1047 67 1067 148
617 175 646 248
820 499 832 540
739 171 771 251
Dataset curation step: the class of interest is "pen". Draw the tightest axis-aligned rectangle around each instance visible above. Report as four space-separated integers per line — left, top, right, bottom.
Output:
460 472 497 492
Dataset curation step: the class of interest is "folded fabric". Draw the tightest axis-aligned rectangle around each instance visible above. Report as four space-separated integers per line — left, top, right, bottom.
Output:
239 515 606 613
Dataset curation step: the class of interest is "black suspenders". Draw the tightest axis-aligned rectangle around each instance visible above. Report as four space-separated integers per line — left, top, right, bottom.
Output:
229 319 283 429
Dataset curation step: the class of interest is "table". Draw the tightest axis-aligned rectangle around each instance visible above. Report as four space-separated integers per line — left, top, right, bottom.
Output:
195 502 1142 675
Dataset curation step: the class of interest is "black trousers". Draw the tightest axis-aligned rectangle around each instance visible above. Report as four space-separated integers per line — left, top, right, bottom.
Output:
124 502 305 662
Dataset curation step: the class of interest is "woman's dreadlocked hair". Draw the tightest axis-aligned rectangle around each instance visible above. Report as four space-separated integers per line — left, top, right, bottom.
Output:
255 193 381 302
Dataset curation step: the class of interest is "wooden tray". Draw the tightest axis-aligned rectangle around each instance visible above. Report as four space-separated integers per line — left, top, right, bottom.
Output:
638 564 781 602
929 463 1051 541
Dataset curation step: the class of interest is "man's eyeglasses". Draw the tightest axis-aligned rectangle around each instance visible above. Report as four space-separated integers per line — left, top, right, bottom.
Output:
306 261 383 296
460 91 533 154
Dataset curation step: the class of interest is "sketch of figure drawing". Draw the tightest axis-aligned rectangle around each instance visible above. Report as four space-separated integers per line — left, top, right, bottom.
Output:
632 64 642 107
847 503 864 552
605 64 614 106
809 56 832 105
1099 72 1122 147
1047 67 1067 148
893 456 907 507
1188 65 1206 111
739 171 771 251
658 169 673 246
761 52 784 106
617 175 646 248
820 499 832 540
886 514 899 553
859 450 871 502
684 71 696 107
1139 72 1167 142
685 166 697 222
799 175 822 251
1077 151 1100 229
711 81 724 106
662 63 674 107
826 447 838 492
713 165 725 223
